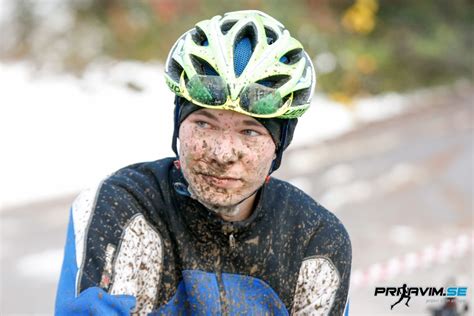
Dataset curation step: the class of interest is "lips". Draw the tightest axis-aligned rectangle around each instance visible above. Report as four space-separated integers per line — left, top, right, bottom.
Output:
198 173 242 189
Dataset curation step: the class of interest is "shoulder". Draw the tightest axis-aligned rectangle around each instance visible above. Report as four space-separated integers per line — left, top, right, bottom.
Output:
107 157 175 186
266 177 345 230
69 157 175 262
265 177 351 257
72 157 176 221
94 157 175 200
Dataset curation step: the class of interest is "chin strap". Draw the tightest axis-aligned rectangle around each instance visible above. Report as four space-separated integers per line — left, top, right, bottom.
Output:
265 175 271 184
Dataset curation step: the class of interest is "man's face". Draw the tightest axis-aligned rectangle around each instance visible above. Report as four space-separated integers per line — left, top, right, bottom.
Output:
179 108 276 208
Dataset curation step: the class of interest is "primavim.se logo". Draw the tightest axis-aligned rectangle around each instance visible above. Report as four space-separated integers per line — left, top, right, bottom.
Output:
374 284 468 310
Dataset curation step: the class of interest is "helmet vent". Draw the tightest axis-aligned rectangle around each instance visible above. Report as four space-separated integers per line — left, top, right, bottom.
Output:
280 48 303 65
190 55 219 76
167 58 184 82
233 24 257 77
264 27 278 45
221 20 237 35
292 87 312 105
191 26 209 46
256 75 290 89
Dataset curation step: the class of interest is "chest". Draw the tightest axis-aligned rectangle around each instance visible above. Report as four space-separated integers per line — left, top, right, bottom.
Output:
157 223 308 310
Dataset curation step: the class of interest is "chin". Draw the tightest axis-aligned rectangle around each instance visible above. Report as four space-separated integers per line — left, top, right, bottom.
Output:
187 177 257 208
200 193 241 208
191 187 244 207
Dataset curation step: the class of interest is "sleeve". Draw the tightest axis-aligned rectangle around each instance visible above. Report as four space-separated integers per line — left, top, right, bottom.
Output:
55 208 136 315
291 215 352 316
55 177 164 315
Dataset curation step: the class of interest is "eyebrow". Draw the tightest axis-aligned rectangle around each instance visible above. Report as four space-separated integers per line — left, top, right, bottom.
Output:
195 110 265 129
241 119 264 128
194 110 219 121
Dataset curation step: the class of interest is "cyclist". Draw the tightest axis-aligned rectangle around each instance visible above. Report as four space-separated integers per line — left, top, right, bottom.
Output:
55 10 351 315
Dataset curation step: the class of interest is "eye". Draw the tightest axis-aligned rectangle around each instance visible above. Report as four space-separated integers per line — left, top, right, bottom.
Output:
242 129 261 137
195 120 211 128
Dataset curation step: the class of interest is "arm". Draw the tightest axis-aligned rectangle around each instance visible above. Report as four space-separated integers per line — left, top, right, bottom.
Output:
55 208 136 315
291 216 352 316
55 178 164 315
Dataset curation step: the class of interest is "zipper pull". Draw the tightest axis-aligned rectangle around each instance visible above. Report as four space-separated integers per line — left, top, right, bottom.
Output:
229 233 236 249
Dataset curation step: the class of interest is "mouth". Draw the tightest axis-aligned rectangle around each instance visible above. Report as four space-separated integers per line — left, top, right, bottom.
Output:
198 173 242 189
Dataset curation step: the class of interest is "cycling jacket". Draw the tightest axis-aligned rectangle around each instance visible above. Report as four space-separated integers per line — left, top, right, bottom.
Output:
55 157 352 315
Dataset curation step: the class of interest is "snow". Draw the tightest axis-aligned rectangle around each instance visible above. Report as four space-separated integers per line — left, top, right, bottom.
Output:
17 248 63 281
0 61 410 210
0 61 174 209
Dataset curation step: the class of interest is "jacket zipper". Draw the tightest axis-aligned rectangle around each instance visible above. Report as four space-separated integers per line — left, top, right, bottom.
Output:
229 233 236 249
216 269 229 315
217 226 237 315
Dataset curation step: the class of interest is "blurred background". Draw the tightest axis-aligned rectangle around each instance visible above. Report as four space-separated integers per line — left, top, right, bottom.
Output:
0 0 472 315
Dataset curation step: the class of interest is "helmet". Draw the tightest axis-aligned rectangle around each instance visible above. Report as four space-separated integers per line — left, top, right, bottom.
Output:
164 10 316 119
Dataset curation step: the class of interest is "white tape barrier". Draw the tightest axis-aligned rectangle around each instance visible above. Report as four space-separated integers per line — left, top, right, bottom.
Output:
351 232 474 289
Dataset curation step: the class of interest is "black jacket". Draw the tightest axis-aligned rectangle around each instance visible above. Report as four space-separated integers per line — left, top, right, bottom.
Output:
56 157 351 315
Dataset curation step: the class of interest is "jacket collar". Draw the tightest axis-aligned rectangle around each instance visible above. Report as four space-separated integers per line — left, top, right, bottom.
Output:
168 163 266 243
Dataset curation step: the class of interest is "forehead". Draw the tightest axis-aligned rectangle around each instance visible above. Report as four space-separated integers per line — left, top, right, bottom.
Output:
188 108 265 128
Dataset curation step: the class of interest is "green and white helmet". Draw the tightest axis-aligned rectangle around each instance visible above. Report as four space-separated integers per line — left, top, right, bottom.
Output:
164 10 316 119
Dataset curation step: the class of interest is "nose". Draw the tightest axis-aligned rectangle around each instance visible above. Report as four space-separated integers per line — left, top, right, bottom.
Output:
209 133 244 165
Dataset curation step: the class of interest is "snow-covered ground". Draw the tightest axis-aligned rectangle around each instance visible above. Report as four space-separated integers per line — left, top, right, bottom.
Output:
0 61 414 210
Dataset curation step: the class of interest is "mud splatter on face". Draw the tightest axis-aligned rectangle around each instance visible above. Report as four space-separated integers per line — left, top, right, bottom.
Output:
178 109 276 217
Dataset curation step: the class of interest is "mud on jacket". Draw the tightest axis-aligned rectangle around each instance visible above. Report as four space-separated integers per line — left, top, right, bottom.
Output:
55 158 352 315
